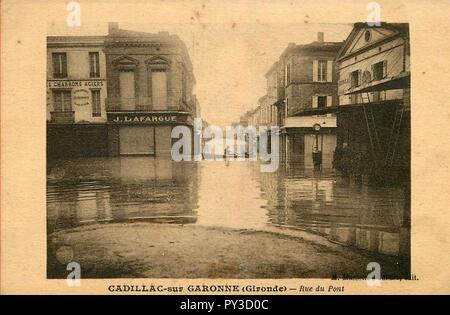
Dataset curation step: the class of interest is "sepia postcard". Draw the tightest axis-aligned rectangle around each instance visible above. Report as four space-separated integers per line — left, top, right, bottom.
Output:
1 0 450 296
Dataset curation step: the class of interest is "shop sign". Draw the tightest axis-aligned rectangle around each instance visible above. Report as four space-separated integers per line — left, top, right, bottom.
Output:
47 80 104 88
107 112 189 124
73 89 90 106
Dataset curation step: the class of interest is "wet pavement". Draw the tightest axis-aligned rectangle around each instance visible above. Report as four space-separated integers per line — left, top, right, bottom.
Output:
47 156 410 260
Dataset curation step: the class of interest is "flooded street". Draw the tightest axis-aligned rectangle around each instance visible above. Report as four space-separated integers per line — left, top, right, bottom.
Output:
48 156 409 260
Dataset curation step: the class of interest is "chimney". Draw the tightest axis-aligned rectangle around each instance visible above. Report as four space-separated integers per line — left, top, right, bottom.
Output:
317 32 324 42
108 22 119 34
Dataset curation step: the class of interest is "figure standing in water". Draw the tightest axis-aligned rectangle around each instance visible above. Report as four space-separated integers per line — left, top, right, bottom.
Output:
224 145 231 166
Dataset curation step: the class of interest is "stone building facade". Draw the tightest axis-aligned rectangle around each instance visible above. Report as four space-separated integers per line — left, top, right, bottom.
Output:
335 23 410 178
104 23 197 157
272 33 343 168
47 36 107 124
46 36 109 160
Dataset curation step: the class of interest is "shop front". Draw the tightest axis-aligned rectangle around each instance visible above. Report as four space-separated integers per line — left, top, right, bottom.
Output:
106 112 192 157
283 116 337 169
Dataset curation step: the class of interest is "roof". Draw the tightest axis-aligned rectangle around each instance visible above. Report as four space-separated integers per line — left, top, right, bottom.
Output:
336 22 409 61
106 27 195 84
107 28 179 41
280 40 344 59
265 61 279 77
47 36 106 47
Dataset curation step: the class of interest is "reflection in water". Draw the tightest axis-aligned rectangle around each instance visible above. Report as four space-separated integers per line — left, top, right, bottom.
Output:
47 157 200 233
47 156 409 260
253 160 409 259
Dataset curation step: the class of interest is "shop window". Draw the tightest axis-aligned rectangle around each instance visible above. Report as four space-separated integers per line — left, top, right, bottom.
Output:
53 90 71 111
91 90 101 117
52 53 67 78
89 52 100 78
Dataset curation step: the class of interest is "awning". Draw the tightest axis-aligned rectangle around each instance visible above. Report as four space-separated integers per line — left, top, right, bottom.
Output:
344 71 410 95
284 116 336 128
337 98 404 111
292 106 338 117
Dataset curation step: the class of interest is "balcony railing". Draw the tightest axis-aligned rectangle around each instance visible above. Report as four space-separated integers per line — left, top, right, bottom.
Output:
50 111 75 123
106 97 195 113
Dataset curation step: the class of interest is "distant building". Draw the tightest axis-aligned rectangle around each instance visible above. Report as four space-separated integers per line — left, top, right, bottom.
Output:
104 23 197 157
273 33 343 168
247 106 261 129
335 23 410 176
46 36 107 123
264 62 281 127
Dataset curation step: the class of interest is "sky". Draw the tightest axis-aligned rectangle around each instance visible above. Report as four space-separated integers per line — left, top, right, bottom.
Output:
49 21 353 126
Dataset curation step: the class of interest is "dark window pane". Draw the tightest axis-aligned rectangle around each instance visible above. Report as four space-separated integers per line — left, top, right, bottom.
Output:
89 52 100 77
52 53 67 78
372 61 385 81
92 90 101 117
317 96 327 108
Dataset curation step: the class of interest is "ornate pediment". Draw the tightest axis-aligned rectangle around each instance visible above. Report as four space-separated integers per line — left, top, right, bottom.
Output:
145 56 170 70
346 27 397 55
337 23 408 61
112 55 139 70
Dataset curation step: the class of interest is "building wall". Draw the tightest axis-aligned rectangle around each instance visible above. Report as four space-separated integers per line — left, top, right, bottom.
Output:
284 51 340 115
105 42 195 114
155 126 173 157
273 41 342 167
103 26 196 157
46 43 107 123
286 84 338 116
265 65 279 126
338 36 407 105
335 25 410 174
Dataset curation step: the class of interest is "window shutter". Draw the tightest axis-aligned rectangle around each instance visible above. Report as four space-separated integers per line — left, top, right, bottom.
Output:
53 91 62 111
382 60 387 78
61 54 67 77
312 96 318 108
327 60 333 82
326 95 332 107
52 54 59 77
349 72 353 88
89 53 94 77
371 64 375 81
285 98 288 117
63 91 72 111
358 69 362 86
313 60 318 82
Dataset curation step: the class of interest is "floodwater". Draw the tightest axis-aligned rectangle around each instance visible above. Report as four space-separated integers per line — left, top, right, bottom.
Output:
47 155 410 259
